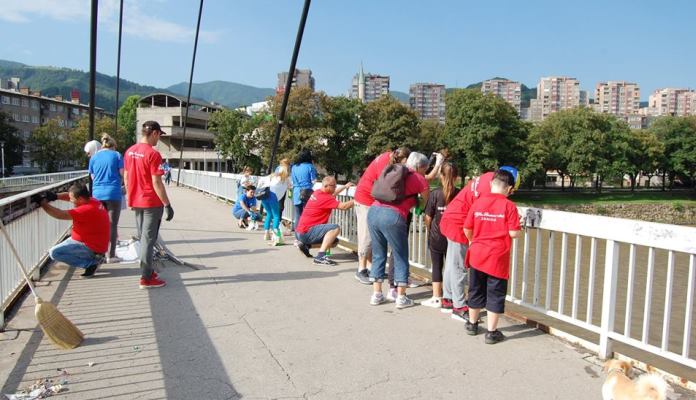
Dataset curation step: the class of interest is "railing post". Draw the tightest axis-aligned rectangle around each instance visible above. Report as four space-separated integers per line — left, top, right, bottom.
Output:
599 239 620 359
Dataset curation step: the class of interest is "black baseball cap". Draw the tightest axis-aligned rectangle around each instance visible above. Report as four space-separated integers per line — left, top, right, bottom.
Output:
142 120 167 135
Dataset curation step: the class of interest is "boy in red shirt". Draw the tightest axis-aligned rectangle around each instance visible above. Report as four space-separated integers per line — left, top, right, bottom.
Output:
463 169 522 344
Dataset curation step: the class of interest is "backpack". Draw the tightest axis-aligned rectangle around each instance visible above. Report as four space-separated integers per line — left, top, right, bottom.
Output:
371 164 413 203
254 186 270 200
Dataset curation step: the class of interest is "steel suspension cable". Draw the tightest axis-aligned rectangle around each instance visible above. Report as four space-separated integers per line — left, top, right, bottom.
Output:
114 0 124 138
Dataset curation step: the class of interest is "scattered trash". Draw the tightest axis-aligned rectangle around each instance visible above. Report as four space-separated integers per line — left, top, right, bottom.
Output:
133 345 140 352
4 378 66 399
87 362 95 367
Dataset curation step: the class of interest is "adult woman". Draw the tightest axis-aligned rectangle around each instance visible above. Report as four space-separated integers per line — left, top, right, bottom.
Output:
88 133 123 263
422 162 459 308
368 152 430 309
290 149 317 230
273 159 291 218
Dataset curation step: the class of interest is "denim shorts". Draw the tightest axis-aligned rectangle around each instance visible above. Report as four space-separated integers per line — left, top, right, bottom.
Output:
296 223 339 245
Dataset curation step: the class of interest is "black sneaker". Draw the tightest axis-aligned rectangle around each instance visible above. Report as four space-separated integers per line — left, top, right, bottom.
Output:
298 243 312 258
485 330 506 344
355 269 371 284
465 320 479 336
81 263 99 277
313 256 336 266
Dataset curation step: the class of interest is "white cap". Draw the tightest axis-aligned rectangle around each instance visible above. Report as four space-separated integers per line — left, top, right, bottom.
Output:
84 140 101 157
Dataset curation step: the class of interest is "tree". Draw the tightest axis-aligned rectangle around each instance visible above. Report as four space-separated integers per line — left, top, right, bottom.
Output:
70 115 132 155
28 119 70 172
0 112 24 175
209 109 264 172
362 95 421 158
651 116 696 189
117 95 140 143
444 89 528 176
415 119 446 157
321 96 367 178
624 129 664 190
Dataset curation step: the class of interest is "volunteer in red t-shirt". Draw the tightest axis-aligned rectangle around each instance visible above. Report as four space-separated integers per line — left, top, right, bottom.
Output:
463 169 522 344
295 176 354 266
35 183 110 278
367 152 430 309
124 120 173 289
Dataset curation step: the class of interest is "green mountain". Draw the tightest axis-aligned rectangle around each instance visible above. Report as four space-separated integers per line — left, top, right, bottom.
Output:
391 90 410 104
166 81 275 109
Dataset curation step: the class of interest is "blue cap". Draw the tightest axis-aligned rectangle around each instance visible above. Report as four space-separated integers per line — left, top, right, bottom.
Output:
499 166 520 190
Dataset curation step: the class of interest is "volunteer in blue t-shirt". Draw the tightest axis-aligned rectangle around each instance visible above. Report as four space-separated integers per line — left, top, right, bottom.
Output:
88 133 124 262
232 185 260 230
290 149 318 230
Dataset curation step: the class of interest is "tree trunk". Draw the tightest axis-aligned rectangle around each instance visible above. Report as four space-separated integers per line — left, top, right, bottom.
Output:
560 174 565 191
662 171 667 191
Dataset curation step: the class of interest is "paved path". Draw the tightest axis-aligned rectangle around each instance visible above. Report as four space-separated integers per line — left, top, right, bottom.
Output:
2 187 613 399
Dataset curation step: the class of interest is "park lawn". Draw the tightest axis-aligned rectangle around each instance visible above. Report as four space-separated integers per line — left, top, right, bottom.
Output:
512 191 696 207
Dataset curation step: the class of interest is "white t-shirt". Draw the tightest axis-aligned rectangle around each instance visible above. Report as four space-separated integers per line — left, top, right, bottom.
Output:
259 175 290 200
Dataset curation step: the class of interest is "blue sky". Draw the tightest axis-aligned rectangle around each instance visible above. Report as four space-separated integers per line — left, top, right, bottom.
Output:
1 0 695 99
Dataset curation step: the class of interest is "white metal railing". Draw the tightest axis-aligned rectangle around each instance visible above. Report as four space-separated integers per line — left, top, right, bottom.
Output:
173 169 696 370
1 174 86 326
0 170 88 190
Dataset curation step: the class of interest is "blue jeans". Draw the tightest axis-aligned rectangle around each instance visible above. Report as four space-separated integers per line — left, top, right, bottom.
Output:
293 203 306 229
233 208 260 221
261 198 281 231
49 238 100 269
368 206 409 287
295 223 339 245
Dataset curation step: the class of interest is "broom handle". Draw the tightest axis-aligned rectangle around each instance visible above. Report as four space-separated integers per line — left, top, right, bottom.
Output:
0 218 40 299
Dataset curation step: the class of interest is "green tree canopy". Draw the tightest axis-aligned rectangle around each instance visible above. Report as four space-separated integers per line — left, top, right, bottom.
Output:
624 129 664 190
209 109 264 172
650 115 696 188
28 119 70 172
117 95 140 142
362 95 421 158
0 112 24 175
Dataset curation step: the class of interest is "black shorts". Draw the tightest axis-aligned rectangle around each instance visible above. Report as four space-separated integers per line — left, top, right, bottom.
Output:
467 267 508 314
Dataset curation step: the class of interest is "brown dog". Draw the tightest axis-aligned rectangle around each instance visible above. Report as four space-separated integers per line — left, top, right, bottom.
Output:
602 359 668 400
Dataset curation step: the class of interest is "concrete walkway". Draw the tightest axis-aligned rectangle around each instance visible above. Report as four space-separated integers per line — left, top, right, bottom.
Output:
2 187 616 399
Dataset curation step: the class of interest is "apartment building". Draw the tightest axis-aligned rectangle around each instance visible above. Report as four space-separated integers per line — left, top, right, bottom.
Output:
0 78 105 173
535 76 581 120
351 65 390 103
481 78 521 114
594 81 641 116
409 83 446 124
648 88 696 116
276 69 315 94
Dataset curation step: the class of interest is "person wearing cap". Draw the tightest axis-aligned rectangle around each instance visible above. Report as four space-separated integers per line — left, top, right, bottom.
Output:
438 166 520 323
124 120 174 289
84 140 101 158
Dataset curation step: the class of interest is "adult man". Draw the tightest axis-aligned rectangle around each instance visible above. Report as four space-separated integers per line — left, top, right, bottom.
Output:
124 120 174 289
295 176 354 265
34 183 110 277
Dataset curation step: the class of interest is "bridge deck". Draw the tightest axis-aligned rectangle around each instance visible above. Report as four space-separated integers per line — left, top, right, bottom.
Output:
1 187 617 399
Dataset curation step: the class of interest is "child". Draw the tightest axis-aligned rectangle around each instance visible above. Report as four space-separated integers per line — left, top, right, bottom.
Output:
422 162 459 308
463 169 522 344
232 186 260 230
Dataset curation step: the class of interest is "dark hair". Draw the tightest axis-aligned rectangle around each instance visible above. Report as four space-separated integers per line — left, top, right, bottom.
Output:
493 169 515 188
294 148 313 165
69 183 90 199
440 162 459 204
245 185 256 191
390 147 411 165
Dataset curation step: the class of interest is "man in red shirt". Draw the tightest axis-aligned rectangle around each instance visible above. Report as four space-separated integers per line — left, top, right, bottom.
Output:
463 169 522 344
295 176 354 266
35 183 110 278
124 120 174 289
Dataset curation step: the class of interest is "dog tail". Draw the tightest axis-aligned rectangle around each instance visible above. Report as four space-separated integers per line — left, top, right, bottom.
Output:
635 374 668 400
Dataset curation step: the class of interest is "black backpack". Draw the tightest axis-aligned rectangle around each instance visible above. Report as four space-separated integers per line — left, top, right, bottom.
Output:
371 164 413 203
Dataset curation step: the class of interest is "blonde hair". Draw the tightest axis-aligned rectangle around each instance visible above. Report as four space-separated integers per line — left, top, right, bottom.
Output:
100 133 117 149
276 164 289 182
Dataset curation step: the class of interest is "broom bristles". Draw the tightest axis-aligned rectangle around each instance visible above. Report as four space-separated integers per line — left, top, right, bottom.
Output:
34 298 84 350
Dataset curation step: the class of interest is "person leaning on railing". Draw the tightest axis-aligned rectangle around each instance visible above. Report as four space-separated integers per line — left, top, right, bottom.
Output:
32 183 110 278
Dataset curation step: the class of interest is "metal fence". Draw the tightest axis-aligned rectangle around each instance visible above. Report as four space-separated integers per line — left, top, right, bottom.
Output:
173 169 695 369
0 173 87 326
0 171 88 190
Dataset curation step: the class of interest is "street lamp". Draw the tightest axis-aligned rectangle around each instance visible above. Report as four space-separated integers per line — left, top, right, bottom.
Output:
0 141 5 178
202 145 207 172
216 149 221 177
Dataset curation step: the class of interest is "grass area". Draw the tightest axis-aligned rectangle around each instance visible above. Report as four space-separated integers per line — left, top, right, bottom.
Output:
512 190 696 206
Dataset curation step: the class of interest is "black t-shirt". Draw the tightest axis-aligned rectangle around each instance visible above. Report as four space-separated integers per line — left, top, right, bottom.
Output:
425 187 460 251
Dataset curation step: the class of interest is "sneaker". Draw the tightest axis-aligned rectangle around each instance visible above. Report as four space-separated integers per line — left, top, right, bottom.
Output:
238 220 248 229
106 256 122 264
252 221 259 230
355 269 371 285
421 297 442 308
440 298 453 314
408 279 425 288
386 288 398 302
465 320 479 336
298 243 312 258
313 256 337 266
485 330 506 344
451 306 469 322
245 223 254 231
81 264 99 277
370 292 386 305
263 231 271 241
139 276 166 289
395 295 415 309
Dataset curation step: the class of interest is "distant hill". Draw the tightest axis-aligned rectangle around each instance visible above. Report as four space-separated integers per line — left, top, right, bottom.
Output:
390 90 410 104
0 59 160 112
166 81 275 109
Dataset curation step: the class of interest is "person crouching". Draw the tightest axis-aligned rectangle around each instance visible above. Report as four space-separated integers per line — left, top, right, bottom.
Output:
233 185 260 230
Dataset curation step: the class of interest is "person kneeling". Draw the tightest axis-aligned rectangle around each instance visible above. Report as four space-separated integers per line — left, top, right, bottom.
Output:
295 177 354 265
34 183 110 278
233 185 260 230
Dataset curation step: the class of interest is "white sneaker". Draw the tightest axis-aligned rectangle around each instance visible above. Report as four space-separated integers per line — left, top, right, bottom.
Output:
421 297 442 308
245 223 254 231
263 231 271 241
370 292 386 305
408 279 425 288
395 295 415 309
386 288 398 302
106 256 122 264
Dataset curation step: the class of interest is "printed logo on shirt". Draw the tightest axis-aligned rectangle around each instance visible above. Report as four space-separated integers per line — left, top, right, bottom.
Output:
127 150 146 159
474 211 504 222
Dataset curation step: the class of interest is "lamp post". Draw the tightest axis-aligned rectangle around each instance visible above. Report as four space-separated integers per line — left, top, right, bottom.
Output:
0 141 5 178
202 145 207 172
216 150 221 177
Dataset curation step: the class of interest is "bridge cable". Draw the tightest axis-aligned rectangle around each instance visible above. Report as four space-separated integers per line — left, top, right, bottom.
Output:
114 0 124 139
87 0 98 194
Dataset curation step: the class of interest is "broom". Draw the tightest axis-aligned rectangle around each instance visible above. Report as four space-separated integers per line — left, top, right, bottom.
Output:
0 218 83 349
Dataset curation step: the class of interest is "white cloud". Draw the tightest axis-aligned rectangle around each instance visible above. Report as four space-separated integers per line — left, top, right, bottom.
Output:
1 0 220 44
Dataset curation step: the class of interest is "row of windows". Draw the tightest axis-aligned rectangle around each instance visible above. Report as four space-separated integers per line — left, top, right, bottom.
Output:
10 113 41 124
1 95 87 114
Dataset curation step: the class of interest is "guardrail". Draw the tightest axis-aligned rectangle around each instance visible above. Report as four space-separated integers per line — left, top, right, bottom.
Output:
0 171 88 190
0 172 88 327
172 169 696 371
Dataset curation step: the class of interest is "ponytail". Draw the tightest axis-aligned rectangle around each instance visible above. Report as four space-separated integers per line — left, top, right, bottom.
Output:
440 162 458 204
389 147 411 165
100 132 117 149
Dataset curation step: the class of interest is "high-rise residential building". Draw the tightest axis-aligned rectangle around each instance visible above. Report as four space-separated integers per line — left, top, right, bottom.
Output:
276 69 315 94
481 78 521 114
579 90 589 107
648 88 696 116
350 64 390 103
409 83 446 124
594 81 641 116
535 76 581 120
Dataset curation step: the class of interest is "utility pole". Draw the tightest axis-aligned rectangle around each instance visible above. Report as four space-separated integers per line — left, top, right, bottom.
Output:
0 141 5 178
